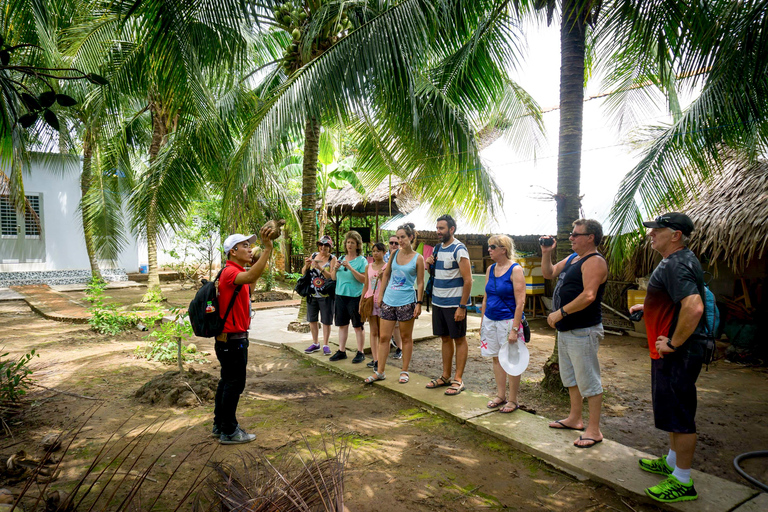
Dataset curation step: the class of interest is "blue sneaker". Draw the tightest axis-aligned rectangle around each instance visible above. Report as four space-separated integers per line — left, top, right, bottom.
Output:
305 343 321 354
219 426 256 445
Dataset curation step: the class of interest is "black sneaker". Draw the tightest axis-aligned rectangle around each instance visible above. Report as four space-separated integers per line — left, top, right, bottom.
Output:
219 426 256 445
366 360 377 368
212 423 238 438
393 348 402 359
352 351 366 364
329 350 347 361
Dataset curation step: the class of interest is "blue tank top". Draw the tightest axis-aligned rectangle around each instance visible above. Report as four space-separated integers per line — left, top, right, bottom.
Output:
484 263 520 321
383 250 418 307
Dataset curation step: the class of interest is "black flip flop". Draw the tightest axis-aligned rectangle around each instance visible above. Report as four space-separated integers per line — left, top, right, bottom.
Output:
574 436 603 449
549 420 585 431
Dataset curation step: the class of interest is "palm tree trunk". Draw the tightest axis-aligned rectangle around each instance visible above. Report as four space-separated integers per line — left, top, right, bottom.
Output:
80 134 103 282
301 117 320 252
542 0 586 392
145 104 166 298
292 116 321 328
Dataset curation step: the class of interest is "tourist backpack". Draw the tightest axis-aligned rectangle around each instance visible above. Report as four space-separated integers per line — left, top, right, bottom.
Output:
701 278 721 367
188 269 243 338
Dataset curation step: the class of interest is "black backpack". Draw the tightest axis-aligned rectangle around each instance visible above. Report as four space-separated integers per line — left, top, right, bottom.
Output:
188 269 243 338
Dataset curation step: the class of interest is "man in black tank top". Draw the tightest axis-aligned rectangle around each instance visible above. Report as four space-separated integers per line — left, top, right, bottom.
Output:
541 219 608 449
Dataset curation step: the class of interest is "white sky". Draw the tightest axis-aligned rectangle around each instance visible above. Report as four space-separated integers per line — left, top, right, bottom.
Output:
476 21 686 236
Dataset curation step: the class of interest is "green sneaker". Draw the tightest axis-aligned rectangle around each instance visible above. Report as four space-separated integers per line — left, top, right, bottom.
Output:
638 455 673 475
645 475 698 503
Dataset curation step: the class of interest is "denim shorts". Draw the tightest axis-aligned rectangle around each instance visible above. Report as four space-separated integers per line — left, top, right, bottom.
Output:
557 324 604 397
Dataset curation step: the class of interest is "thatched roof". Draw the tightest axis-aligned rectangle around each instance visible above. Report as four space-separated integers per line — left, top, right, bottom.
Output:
629 158 768 277
685 158 768 273
320 178 419 216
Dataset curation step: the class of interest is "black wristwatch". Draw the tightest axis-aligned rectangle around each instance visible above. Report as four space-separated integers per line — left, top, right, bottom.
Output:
458 304 467 310
560 307 568 317
666 340 678 352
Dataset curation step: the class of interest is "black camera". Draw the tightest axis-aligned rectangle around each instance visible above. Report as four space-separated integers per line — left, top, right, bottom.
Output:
539 237 554 247
629 310 644 322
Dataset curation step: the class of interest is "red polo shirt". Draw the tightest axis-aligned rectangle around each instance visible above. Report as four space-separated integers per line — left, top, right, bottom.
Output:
218 260 251 333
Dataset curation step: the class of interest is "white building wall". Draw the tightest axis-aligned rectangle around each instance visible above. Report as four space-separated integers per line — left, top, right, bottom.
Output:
0 154 138 284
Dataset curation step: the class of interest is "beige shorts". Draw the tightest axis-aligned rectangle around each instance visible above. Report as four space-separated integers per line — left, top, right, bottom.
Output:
480 317 525 357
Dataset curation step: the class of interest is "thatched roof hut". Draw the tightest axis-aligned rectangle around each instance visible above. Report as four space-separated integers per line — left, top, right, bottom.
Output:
320 178 418 218
629 158 768 278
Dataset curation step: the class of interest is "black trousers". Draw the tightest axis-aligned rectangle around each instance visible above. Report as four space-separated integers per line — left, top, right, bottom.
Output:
213 338 249 435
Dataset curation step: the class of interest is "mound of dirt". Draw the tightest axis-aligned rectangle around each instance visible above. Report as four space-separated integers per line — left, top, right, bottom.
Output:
134 368 218 407
251 291 292 302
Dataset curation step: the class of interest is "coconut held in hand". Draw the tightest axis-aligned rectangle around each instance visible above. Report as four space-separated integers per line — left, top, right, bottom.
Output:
261 219 286 240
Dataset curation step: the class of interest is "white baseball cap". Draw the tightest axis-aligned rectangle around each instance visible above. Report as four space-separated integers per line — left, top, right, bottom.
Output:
498 339 530 376
222 233 257 254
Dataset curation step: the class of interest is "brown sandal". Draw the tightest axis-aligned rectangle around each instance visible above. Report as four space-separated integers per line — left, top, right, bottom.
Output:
426 375 451 389
487 396 507 409
444 380 465 396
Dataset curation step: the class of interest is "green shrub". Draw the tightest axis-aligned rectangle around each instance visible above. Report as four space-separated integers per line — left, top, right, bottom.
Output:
284 272 302 286
135 312 207 365
0 350 38 402
86 276 141 334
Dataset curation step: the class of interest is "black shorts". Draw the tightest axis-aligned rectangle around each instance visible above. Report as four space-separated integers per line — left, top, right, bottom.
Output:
432 306 467 339
334 295 363 328
307 295 333 325
651 351 703 433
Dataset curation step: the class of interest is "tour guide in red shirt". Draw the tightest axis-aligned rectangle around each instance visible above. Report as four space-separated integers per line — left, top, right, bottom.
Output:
629 212 705 503
213 225 273 445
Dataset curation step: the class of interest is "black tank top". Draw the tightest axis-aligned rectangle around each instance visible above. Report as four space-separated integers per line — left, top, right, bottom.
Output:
553 252 606 332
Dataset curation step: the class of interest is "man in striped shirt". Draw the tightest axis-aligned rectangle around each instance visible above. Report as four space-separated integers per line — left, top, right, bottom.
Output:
425 215 472 396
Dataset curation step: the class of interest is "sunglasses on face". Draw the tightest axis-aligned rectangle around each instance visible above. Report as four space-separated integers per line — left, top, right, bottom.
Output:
317 243 331 248
488 244 498 250
389 241 399 246
569 232 590 238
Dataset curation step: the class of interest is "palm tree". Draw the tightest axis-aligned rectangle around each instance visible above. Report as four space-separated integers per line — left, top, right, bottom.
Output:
68 0 260 298
607 0 768 261
232 0 543 258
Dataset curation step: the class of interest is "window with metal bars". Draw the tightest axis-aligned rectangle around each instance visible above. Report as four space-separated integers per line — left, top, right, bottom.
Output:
0 197 16 236
24 195 41 237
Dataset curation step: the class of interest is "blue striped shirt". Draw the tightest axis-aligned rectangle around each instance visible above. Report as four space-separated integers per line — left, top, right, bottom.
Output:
432 240 470 308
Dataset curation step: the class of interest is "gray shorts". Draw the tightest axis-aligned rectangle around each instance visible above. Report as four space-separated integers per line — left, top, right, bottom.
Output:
557 324 604 397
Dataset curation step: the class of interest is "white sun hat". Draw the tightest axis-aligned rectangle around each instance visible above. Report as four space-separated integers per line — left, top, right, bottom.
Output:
498 339 530 376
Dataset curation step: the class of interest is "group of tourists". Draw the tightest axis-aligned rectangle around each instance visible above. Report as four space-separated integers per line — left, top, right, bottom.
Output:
212 210 707 504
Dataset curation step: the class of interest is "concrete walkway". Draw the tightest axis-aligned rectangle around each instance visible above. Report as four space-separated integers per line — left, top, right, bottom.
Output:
10 285 91 323
249 306 481 351
247 307 763 512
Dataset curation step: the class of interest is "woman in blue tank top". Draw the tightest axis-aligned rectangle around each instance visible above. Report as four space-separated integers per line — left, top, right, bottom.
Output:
480 234 527 413
365 223 424 385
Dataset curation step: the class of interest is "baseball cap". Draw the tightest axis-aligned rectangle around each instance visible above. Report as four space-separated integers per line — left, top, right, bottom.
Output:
317 235 334 248
642 212 694 236
222 233 257 254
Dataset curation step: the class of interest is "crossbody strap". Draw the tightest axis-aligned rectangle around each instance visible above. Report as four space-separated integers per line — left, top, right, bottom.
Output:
216 269 244 327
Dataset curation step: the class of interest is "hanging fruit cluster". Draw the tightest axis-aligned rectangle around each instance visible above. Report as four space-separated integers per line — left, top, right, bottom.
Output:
274 1 354 74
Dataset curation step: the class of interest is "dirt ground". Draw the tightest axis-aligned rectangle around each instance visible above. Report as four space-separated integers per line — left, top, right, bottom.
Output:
0 292 665 512
1 282 765 510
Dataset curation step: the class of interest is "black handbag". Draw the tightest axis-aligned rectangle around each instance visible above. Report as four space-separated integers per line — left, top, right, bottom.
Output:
317 277 336 298
294 271 312 297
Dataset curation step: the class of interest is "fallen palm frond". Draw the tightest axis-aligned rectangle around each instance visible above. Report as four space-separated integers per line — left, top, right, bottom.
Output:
198 434 349 512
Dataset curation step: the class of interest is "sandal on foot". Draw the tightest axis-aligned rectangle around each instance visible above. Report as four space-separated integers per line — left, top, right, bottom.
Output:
574 435 603 449
399 371 410 384
444 380 465 396
548 420 584 431
364 371 385 384
487 396 507 409
426 376 451 389
500 401 519 414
